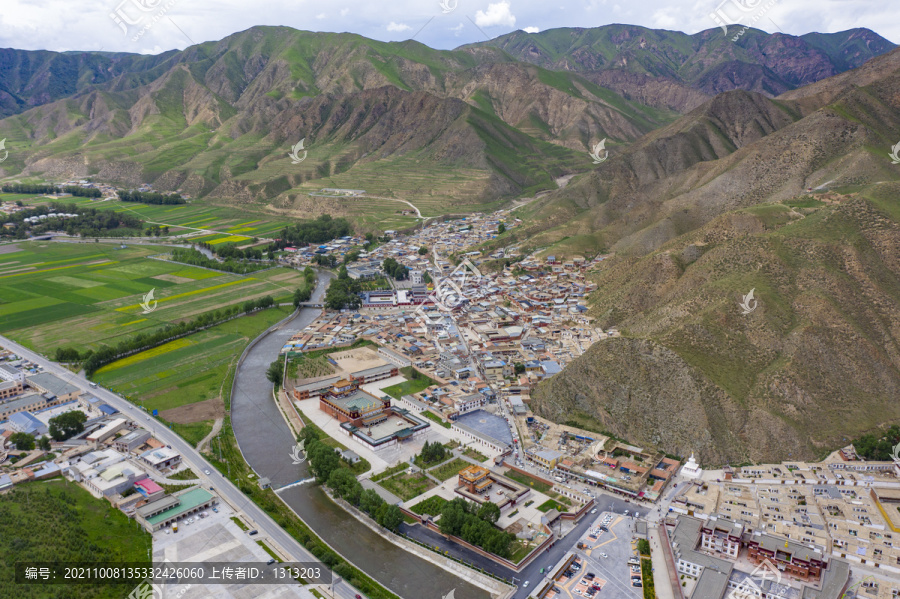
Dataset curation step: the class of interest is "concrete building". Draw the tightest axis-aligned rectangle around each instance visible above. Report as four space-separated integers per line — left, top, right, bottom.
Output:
83 461 148 497
0 378 23 400
26 372 83 401
114 429 151 453
0 392 64 420
139 447 182 473
86 418 128 444
136 488 218 532
8 411 48 436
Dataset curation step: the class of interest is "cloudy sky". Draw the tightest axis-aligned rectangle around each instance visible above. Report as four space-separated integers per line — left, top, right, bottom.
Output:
0 0 896 55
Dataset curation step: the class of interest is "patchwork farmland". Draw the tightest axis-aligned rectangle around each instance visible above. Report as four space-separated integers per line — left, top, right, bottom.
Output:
0 241 307 353
93 306 294 443
12 194 289 244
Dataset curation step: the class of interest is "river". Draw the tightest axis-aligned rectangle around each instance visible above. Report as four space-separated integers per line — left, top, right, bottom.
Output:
230 270 490 599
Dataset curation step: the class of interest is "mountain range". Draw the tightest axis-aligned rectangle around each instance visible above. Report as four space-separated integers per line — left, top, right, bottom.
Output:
1 24 900 463
0 25 893 215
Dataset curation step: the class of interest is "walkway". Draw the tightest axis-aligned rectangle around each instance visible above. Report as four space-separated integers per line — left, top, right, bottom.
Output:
648 524 678 599
197 417 224 453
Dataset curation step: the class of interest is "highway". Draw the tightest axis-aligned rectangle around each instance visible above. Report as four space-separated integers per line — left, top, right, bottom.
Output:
0 333 362 599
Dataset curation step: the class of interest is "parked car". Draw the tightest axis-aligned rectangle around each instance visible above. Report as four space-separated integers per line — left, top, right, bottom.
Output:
590 509 597 514
523 581 530 588
248 530 258 536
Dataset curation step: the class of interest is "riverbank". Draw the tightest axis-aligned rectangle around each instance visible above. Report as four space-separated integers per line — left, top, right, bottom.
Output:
228 275 491 599
330 492 515 599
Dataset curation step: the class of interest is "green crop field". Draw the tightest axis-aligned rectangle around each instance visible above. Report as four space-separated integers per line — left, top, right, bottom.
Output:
0 241 308 354
13 194 289 241
93 306 292 413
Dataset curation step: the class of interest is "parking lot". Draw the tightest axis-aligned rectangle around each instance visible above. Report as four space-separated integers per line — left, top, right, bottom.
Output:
152 503 316 599
534 510 643 599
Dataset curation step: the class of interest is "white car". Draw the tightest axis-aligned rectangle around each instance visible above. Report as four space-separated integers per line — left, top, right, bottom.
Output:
591 509 597 514
599 552 608 558
204 469 211 475
523 581 530 588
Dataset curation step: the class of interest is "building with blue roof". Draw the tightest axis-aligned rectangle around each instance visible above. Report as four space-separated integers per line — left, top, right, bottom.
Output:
8 411 48 436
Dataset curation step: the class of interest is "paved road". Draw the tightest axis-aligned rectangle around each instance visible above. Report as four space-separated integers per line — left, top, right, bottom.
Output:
0 330 361 599
229 273 490 599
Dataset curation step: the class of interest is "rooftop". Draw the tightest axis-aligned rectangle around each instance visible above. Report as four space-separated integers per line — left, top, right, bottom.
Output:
144 488 214 525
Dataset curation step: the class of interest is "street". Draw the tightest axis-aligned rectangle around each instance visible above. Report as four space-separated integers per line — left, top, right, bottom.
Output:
0 333 363 599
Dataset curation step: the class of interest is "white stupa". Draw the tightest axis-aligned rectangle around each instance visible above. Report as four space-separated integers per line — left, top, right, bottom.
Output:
681 452 703 480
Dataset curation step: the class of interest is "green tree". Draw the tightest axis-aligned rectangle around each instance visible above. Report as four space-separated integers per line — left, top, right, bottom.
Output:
266 360 284 386
359 488 385 516
477 502 501 524
38 436 52 451
514 362 525 375
308 443 341 484
497 222 506 234
9 432 35 450
328 468 363 504
418 246 429 255
377 504 403 532
49 410 87 441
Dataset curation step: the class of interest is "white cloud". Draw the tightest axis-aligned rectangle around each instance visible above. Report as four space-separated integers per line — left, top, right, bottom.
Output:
450 22 465 35
387 21 411 32
523 26 539 33
474 2 517 27
316 13 327 19
0 0 896 55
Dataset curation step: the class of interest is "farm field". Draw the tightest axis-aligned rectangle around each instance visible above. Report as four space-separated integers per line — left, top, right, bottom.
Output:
13 194 289 243
0 241 307 353
94 306 293 434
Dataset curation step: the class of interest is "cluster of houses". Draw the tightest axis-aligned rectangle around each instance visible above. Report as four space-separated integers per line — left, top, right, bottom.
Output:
0 346 215 533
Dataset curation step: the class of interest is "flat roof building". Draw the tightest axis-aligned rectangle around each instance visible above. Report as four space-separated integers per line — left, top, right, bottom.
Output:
136 488 218 532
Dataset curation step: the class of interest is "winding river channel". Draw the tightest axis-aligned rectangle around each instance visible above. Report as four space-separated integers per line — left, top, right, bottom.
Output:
230 271 490 599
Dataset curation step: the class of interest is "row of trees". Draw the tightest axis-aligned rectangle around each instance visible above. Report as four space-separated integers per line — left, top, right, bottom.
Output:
324 266 362 310
59 300 276 376
1 183 102 197
117 190 186 204
438 497 512 558
0 202 143 239
300 427 403 532
275 215 353 248
169 247 271 275
313 254 339 267
144 225 170 236
382 258 409 280
198 241 270 261
292 267 317 307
